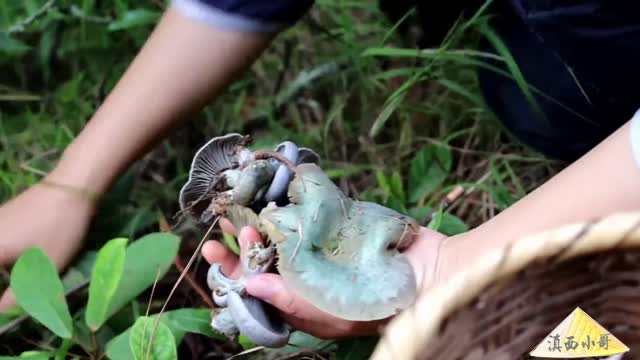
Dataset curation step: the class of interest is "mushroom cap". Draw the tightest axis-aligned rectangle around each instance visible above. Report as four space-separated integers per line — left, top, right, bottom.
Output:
227 292 290 348
259 163 419 321
179 133 251 220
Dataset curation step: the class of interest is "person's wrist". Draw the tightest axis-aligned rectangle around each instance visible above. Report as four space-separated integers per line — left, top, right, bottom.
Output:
42 152 105 209
48 138 116 197
432 229 479 285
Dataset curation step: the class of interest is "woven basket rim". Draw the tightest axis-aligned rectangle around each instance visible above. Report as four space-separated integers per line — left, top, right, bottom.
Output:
371 211 640 360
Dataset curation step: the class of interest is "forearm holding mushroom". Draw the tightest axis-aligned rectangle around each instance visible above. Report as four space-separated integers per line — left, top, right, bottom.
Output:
438 120 640 280
50 7 273 194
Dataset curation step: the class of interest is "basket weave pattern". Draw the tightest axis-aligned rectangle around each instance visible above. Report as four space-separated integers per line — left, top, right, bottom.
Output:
372 212 640 360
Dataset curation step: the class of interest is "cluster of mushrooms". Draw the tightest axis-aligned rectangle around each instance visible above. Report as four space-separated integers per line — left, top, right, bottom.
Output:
179 134 420 347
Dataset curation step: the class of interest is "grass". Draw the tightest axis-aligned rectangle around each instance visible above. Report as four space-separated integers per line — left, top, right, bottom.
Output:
0 0 563 358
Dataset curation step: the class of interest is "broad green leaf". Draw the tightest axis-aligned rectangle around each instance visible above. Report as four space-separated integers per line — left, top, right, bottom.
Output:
129 316 177 360
427 208 443 231
105 308 219 360
438 213 469 236
86 238 128 330
0 304 24 328
107 233 180 318
0 313 15 328
408 144 452 202
108 9 160 31
161 308 219 339
238 334 256 350
10 248 73 339
408 206 433 223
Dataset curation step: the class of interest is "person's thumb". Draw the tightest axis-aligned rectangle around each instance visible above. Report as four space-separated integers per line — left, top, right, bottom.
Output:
246 273 302 317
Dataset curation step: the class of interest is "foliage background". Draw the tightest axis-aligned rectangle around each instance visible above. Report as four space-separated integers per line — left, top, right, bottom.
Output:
0 0 561 358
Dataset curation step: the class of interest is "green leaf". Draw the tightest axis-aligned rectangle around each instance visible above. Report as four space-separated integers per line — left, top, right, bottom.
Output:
54 338 73 360
437 213 469 236
0 34 31 57
369 92 404 138
375 170 391 196
408 144 452 202
389 171 406 203
9 248 73 339
129 316 177 360
238 334 256 349
105 308 218 359
107 233 180 318
427 208 443 231
375 170 407 212
489 159 515 209
86 237 128 330
161 308 219 339
108 9 160 31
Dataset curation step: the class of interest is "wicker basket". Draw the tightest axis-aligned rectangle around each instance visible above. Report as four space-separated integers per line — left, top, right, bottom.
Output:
372 212 640 360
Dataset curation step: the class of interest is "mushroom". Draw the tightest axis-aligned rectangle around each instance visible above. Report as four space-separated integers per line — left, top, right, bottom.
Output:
179 134 320 223
223 164 419 322
257 163 419 321
226 292 290 348
181 135 417 347
206 235 290 347
178 133 252 222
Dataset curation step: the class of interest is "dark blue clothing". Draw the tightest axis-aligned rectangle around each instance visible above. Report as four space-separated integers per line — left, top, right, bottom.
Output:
480 1 640 160
172 0 640 161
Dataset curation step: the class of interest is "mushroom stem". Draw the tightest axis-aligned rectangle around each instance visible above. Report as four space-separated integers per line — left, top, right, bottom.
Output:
250 150 297 173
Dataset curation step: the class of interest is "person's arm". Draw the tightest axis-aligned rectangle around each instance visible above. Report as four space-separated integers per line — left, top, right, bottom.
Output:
0 4 282 311
50 6 273 194
436 113 640 281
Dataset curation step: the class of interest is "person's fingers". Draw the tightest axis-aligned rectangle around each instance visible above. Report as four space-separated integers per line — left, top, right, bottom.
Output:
405 226 448 290
246 273 329 321
246 273 383 338
219 218 237 236
0 289 15 313
237 226 263 253
201 240 241 277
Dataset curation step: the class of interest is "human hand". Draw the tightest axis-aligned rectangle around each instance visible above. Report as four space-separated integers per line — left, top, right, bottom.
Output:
201 219 450 339
0 181 97 312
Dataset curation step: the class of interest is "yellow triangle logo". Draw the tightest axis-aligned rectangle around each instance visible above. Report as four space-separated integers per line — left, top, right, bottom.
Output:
530 307 629 358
